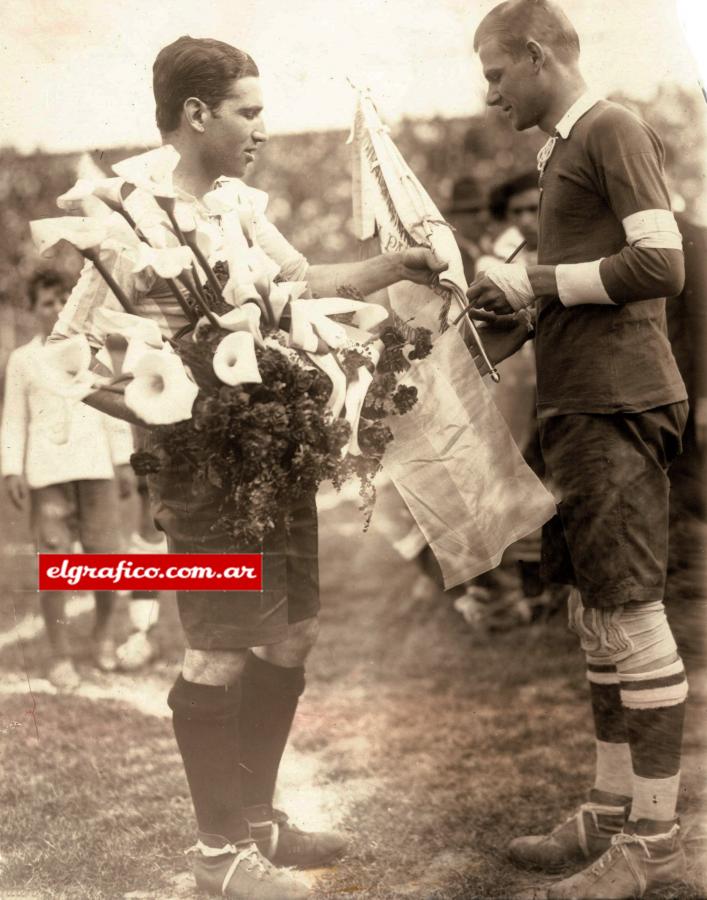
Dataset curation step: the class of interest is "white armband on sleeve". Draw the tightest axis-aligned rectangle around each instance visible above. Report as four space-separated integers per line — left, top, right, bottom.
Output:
622 209 683 250
557 260 617 307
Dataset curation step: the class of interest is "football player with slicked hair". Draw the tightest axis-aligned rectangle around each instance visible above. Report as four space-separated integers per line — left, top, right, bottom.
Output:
469 2 691 897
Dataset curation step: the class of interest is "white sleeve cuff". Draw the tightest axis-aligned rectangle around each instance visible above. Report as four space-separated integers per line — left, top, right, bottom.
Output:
557 260 616 307
622 209 683 250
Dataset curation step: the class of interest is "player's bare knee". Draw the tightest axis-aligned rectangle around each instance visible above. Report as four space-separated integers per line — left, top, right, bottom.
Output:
255 616 320 666
182 648 248 685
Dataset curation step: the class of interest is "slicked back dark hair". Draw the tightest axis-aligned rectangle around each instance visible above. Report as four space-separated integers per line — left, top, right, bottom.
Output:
474 0 580 63
28 269 66 308
153 36 259 134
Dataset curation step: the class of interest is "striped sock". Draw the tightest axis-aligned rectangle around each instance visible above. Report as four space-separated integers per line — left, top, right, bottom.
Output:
619 658 688 823
587 662 632 799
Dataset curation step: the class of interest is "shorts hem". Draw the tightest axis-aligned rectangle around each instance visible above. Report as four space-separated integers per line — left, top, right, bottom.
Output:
573 585 666 609
287 598 321 626
182 623 291 651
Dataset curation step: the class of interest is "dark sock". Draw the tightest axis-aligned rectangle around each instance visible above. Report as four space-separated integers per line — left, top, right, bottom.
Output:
168 674 249 842
587 664 633 799
624 703 686 779
239 653 306 811
589 671 629 743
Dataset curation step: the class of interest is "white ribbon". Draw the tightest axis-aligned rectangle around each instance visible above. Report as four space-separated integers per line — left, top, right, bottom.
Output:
537 136 557 178
485 263 535 312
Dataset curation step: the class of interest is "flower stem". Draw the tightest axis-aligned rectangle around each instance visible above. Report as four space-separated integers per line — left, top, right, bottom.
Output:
177 273 220 329
160 207 221 330
188 267 208 301
109 372 134 386
161 208 208 299
181 229 225 304
255 285 277 329
98 382 129 395
83 249 137 315
119 209 138 232
165 277 198 324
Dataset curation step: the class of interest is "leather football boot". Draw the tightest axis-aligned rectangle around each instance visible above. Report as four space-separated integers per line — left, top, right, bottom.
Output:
246 806 347 869
547 820 687 899
189 834 310 899
508 790 630 872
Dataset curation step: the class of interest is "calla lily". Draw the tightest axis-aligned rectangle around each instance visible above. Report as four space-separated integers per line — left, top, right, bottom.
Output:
352 303 389 331
289 298 373 353
172 200 216 269
100 211 143 249
213 332 262 386
121 190 175 249
112 145 180 199
343 366 374 456
103 333 129 377
30 216 107 256
213 304 264 347
173 202 197 233
220 210 254 282
123 338 171 375
269 281 308 326
247 245 281 288
305 351 347 418
37 335 104 400
57 177 125 217
130 244 194 280
223 278 262 308
124 349 198 424
193 303 265 346
92 308 164 348
76 151 110 182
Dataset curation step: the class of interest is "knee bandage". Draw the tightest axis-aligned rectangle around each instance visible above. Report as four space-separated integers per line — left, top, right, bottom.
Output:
571 594 688 710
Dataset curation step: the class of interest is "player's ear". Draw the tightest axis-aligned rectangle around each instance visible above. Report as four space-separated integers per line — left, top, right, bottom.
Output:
183 97 209 133
526 40 546 72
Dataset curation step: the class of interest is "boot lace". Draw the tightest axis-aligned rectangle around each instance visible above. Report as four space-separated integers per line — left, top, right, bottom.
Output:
189 840 277 890
585 824 680 881
551 801 625 857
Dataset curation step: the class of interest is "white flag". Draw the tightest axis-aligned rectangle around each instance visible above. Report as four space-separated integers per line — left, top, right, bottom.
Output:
350 89 556 588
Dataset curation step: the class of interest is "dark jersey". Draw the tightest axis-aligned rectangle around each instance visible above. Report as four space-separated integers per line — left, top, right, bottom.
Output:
535 99 686 417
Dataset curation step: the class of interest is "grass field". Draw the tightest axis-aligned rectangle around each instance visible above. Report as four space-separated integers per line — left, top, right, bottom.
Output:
0 486 705 899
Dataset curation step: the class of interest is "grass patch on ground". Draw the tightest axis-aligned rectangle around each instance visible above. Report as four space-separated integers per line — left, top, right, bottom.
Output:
0 492 705 898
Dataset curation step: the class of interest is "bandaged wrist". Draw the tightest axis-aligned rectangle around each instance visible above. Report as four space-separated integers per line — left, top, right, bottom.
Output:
485 264 535 311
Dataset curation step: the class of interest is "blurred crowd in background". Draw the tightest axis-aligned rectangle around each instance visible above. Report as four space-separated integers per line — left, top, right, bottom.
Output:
0 81 704 686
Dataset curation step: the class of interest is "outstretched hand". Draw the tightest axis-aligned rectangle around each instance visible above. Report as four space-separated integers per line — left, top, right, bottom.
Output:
399 247 448 285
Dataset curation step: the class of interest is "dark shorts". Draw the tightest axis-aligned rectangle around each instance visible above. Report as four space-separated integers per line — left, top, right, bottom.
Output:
30 479 123 555
146 438 320 649
539 402 688 608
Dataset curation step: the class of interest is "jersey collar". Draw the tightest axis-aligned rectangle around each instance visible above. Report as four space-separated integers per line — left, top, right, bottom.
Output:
554 91 602 139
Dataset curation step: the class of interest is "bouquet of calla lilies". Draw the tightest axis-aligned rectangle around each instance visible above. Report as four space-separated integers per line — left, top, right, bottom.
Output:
29 146 430 541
